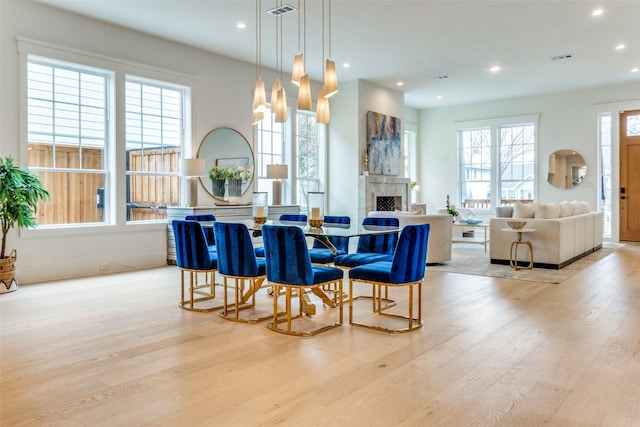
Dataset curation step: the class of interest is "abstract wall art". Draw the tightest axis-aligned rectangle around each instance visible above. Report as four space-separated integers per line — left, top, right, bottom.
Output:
366 111 402 175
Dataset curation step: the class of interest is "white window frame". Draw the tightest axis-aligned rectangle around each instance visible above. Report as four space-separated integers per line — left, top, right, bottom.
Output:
455 114 539 211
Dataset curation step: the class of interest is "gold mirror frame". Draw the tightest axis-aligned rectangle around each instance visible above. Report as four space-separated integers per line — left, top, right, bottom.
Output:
547 149 587 189
197 128 254 200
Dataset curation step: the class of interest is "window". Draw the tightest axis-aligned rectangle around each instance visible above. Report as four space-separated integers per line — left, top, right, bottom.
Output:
296 111 321 211
125 78 185 222
599 113 612 237
458 116 537 210
404 128 418 203
27 57 110 225
256 109 286 204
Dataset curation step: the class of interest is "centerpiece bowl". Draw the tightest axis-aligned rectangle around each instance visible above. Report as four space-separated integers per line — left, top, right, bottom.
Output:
507 220 527 230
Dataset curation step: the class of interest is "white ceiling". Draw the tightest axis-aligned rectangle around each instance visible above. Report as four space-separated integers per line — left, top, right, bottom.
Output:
36 0 640 109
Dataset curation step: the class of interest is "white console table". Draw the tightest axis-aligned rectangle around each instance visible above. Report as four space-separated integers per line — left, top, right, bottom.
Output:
166 205 300 263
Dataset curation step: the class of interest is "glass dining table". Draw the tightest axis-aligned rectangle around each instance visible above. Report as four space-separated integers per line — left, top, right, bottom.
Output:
199 219 400 254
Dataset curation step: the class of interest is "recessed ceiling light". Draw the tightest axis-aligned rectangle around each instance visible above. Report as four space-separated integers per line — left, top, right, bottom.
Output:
490 66 501 73
615 44 626 50
342 62 350 68
632 68 639 73
397 81 404 86
236 22 246 29
436 95 443 100
592 8 604 16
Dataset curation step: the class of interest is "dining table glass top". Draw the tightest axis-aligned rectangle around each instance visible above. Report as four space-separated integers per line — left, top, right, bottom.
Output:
198 219 399 238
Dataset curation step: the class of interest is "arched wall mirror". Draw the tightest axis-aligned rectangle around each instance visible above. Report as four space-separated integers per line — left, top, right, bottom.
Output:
547 149 587 189
197 128 254 200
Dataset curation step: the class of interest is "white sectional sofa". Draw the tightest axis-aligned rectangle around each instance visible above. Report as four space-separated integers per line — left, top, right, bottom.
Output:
368 211 452 264
490 201 603 269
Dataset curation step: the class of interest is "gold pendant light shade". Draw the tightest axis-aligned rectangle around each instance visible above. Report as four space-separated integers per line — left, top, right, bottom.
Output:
274 87 288 123
252 78 267 113
297 74 312 111
291 53 304 86
316 87 330 124
323 59 339 98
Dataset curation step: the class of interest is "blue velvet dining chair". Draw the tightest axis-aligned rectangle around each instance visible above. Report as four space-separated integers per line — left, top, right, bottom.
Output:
254 213 308 258
333 216 399 268
172 219 221 312
185 214 216 251
308 215 351 265
348 223 430 333
262 224 344 336
333 216 400 308
213 222 272 323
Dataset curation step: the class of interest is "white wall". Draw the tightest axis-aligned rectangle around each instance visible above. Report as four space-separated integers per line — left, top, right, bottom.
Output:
0 1 290 283
418 83 640 240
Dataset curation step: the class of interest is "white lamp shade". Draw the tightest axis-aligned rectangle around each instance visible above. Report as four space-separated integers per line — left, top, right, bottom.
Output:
267 164 288 180
270 80 282 105
180 158 205 177
252 110 264 125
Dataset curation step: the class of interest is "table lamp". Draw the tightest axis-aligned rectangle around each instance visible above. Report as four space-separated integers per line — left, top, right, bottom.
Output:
180 158 206 207
267 164 288 205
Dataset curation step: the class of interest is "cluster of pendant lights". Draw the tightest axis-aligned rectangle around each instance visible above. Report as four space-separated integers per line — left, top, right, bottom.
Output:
252 0 338 125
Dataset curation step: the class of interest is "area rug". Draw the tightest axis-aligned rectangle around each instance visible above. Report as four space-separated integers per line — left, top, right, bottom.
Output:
427 242 621 284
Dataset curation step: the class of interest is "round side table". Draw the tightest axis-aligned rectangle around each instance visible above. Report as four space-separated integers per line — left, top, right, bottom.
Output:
501 228 536 270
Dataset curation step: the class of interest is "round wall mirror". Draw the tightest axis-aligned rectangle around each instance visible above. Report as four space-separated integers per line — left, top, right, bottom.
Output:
197 128 254 200
547 149 587 189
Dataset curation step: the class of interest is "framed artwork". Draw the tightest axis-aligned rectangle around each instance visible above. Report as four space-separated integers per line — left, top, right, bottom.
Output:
366 111 401 175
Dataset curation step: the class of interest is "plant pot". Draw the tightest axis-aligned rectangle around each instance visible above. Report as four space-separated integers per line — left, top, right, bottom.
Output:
211 179 226 198
0 249 18 293
228 178 242 198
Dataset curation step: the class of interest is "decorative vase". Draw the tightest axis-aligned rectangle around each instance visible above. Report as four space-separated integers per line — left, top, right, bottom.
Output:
227 178 242 198
0 249 18 293
211 179 226 198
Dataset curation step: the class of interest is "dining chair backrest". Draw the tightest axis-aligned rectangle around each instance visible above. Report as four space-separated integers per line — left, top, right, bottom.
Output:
356 217 400 255
172 220 216 270
279 214 307 223
312 215 350 252
390 224 430 283
213 222 260 277
185 214 216 245
262 225 314 286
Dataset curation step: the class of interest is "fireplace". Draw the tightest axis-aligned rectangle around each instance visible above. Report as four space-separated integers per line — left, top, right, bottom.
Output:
358 175 410 223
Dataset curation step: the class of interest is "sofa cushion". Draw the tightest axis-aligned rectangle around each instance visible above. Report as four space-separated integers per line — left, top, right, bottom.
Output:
535 202 561 219
581 201 590 213
513 202 535 218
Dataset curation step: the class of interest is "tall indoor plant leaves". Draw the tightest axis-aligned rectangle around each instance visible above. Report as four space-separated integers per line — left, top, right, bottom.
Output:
0 156 50 259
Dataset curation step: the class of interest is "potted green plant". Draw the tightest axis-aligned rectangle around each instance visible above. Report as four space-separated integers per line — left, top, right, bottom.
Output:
208 166 231 198
0 156 50 293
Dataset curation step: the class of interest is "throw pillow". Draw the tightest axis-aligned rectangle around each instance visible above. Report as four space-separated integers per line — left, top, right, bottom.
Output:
513 201 535 218
535 202 561 219
559 202 573 217
570 200 583 215
581 201 590 213
495 206 514 218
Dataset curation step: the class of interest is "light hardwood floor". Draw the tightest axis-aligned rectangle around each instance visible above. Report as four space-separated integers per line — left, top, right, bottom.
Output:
1 243 639 426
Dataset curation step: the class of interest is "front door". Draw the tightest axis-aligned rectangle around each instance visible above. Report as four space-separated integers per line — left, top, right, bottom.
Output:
620 110 640 241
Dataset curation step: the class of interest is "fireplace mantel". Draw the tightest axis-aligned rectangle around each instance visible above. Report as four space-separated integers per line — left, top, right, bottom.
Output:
358 175 410 223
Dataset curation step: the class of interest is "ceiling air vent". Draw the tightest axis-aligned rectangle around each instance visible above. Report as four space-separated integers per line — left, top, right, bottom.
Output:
268 4 296 15
551 54 573 61
432 75 449 80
